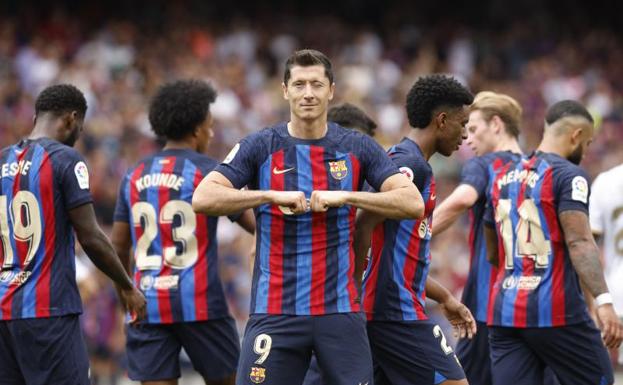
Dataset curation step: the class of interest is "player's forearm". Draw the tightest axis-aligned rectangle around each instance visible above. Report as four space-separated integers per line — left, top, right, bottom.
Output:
432 202 464 235
192 181 273 216
568 239 609 297
81 231 134 290
353 212 377 290
484 224 499 267
110 223 133 274
432 185 478 235
425 276 452 304
345 185 424 219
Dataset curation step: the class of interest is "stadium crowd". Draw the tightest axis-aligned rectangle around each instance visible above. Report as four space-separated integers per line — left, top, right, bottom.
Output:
1 2 623 383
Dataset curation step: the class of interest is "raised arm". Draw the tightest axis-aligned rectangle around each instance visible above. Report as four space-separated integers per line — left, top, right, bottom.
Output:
560 210 622 348
432 184 479 235
70 203 146 320
311 173 424 219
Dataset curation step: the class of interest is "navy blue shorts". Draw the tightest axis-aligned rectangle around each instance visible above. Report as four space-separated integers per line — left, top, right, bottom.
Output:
456 321 491 385
302 354 324 385
367 320 465 385
0 315 90 385
126 317 240 382
237 313 372 385
489 321 614 385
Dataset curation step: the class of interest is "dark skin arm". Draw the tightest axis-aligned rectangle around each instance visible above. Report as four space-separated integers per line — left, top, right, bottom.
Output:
484 224 499 267
425 277 476 339
353 209 384 292
70 204 146 320
236 209 256 235
110 221 132 275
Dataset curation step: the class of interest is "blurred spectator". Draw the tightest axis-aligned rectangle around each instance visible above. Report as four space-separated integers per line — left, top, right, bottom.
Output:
2 2 623 381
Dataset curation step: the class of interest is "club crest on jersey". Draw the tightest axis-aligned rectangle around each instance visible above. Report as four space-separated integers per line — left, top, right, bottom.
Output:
329 160 348 180
249 367 266 384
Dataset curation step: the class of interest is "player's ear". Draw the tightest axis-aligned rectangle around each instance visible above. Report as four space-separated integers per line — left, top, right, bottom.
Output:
570 126 583 145
65 111 78 126
491 115 503 135
328 82 335 101
436 111 447 130
282 82 289 100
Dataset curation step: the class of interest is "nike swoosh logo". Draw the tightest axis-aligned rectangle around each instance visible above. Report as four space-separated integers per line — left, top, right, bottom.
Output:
430 193 436 200
273 167 295 175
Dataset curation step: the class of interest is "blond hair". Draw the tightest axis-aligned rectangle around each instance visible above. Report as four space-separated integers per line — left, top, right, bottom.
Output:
470 91 522 137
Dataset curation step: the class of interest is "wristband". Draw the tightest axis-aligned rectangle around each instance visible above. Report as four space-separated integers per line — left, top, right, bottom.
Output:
595 292 613 307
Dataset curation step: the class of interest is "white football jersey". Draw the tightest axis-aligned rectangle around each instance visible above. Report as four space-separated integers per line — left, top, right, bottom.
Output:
589 163 623 314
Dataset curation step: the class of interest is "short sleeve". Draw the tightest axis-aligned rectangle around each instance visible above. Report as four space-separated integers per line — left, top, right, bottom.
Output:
389 150 430 192
113 174 130 223
460 157 488 197
556 165 590 215
589 173 606 234
359 135 399 191
58 148 93 210
214 135 263 189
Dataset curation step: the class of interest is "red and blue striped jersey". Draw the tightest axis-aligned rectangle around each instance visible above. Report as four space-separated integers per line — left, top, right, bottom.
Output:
0 138 93 320
485 151 592 327
215 123 399 315
114 149 228 324
362 138 436 321
459 152 521 323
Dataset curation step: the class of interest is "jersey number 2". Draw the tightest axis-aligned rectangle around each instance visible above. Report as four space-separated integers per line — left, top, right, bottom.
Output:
131 200 198 270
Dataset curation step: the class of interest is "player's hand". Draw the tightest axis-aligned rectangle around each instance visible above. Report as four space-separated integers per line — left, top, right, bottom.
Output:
310 190 350 212
268 191 309 215
118 286 147 324
596 304 623 349
439 296 477 339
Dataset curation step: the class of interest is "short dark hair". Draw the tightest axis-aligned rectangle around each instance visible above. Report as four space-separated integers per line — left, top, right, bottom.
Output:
149 79 217 140
545 100 593 125
35 84 87 117
283 49 333 85
406 75 473 128
328 103 376 137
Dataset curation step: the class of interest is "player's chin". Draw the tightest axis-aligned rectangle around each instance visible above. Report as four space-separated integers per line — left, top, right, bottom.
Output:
440 146 456 157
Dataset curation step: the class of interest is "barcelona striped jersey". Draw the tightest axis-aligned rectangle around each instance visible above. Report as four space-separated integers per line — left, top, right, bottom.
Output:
459 151 521 323
215 123 398 315
485 151 592 327
114 149 228 324
362 138 436 321
0 138 93 320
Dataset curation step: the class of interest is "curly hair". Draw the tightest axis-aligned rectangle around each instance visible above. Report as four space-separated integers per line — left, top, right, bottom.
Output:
328 103 376 137
149 79 217 140
35 84 87 117
405 75 473 128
